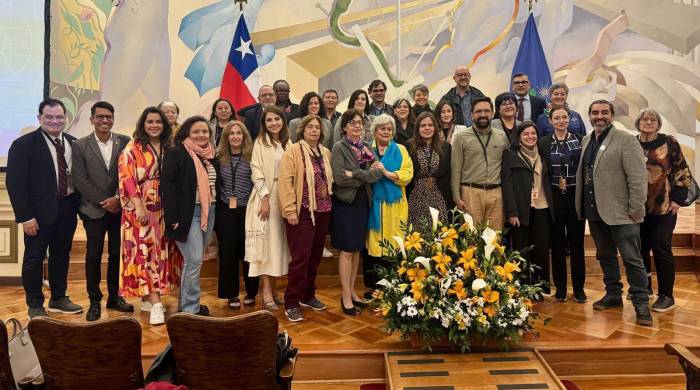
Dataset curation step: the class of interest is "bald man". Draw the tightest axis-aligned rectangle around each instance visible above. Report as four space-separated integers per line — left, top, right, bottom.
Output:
240 85 277 139
440 66 485 127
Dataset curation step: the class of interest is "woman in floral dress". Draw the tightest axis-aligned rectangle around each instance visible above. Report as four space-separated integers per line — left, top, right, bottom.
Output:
407 112 452 229
119 106 182 325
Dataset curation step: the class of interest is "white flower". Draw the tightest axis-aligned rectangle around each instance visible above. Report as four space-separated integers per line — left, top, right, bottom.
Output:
392 236 407 259
407 306 418 317
441 317 451 328
481 227 498 259
402 296 416 306
460 211 476 233
376 279 393 288
455 267 465 278
472 278 487 291
413 256 431 272
429 207 440 232
439 276 452 296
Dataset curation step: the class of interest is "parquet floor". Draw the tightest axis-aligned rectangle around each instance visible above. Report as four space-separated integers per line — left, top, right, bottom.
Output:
2 273 700 354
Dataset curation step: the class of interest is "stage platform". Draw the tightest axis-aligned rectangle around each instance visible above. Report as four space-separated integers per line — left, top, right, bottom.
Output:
1 205 698 389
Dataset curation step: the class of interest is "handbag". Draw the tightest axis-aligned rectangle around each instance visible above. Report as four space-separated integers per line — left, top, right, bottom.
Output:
6 318 42 387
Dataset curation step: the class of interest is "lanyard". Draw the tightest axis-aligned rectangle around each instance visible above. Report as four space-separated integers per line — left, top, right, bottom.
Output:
147 142 162 174
228 155 241 194
472 127 492 163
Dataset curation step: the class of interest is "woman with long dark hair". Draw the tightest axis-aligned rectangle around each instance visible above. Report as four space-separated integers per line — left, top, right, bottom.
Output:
331 89 374 145
119 107 181 325
209 98 236 146
289 92 333 148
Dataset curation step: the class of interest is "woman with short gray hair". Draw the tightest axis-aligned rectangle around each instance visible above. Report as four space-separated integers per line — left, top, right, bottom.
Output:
535 82 585 137
635 108 692 312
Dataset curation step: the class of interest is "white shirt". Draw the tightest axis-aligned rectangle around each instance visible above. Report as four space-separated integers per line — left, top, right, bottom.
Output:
94 132 113 168
517 94 532 121
41 130 74 195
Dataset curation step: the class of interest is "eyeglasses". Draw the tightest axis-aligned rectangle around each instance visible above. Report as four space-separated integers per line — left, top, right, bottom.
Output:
640 117 658 123
454 73 470 78
348 120 364 127
512 80 529 85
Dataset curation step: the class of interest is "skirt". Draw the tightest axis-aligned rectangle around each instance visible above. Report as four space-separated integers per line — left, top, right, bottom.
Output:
331 186 369 252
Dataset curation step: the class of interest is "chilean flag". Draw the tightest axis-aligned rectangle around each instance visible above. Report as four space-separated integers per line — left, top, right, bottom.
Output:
220 14 259 110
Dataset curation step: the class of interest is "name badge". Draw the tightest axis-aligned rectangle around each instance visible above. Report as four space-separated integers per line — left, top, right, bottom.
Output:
531 188 540 201
229 196 237 209
558 176 567 191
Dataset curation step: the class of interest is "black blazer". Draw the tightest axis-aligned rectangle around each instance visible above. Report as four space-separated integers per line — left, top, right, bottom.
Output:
529 96 546 122
6 128 79 225
243 104 263 140
161 145 200 242
537 132 582 172
501 147 554 226
406 142 454 211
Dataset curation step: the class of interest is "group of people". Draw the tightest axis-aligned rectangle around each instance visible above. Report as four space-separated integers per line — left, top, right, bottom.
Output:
6 67 693 328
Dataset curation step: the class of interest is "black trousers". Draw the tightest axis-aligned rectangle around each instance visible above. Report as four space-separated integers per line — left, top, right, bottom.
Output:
23 196 78 308
550 190 586 292
82 211 121 302
640 213 677 298
509 208 552 293
215 203 259 298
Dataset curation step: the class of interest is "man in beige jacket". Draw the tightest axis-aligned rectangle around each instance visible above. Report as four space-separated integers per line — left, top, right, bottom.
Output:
575 100 651 326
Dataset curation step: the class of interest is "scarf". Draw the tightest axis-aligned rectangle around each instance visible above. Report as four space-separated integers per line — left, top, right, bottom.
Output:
298 140 333 225
346 136 375 166
368 140 403 231
182 138 216 230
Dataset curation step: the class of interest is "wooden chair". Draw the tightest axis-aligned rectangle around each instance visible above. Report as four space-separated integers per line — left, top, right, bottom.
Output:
0 321 15 390
166 311 295 390
27 317 144 390
665 343 700 390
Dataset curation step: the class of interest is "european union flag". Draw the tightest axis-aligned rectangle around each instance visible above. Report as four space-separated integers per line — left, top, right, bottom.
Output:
511 13 552 96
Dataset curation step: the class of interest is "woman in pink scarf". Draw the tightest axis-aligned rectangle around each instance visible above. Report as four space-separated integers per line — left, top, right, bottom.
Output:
161 115 217 315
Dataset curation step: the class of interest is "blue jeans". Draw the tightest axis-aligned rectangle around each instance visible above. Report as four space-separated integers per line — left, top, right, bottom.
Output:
177 204 215 313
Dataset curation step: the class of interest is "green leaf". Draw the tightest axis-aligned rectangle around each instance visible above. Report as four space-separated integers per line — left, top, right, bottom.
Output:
68 62 85 82
81 20 95 40
61 10 80 33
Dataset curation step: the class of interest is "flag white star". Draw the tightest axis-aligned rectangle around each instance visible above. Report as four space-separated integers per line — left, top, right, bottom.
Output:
235 37 254 60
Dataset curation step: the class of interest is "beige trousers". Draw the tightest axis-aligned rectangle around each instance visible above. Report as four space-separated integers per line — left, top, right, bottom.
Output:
460 185 504 231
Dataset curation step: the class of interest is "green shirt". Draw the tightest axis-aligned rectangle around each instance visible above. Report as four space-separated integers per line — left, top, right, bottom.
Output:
450 126 509 201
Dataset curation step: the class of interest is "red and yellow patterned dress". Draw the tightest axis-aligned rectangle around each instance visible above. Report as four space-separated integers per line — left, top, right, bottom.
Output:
118 140 182 297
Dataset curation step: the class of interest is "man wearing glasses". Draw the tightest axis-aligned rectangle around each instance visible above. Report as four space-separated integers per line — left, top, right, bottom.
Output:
440 66 485 127
273 79 300 120
72 101 133 321
241 85 277 139
511 72 546 122
367 80 393 116
6 98 83 319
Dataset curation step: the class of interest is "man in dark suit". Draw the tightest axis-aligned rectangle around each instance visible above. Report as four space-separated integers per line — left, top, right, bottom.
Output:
71 101 133 321
241 85 276 139
6 98 82 319
273 79 300 120
511 72 546 122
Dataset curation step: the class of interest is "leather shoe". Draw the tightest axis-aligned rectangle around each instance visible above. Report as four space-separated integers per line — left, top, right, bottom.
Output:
196 304 210 316
86 301 101 322
106 297 134 312
593 295 623 310
635 305 653 326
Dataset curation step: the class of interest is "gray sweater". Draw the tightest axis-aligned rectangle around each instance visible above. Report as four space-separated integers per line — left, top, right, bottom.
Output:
331 137 383 203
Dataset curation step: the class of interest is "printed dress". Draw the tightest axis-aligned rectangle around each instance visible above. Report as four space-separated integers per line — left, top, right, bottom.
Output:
118 140 183 297
408 145 447 229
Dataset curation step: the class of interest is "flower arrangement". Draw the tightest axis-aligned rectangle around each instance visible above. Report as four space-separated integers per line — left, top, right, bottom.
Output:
372 208 542 351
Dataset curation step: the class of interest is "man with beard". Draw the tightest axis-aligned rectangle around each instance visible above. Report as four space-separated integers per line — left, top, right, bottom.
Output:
451 96 509 230
575 100 651 326
440 66 485 127
511 73 546 122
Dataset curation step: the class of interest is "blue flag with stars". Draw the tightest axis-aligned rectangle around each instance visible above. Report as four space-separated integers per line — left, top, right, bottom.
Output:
511 13 552 96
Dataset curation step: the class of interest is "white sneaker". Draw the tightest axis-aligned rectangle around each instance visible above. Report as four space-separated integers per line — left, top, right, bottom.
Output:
149 303 165 325
140 300 166 313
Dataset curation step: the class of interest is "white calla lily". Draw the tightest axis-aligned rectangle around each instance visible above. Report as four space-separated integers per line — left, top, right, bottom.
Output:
413 256 431 272
460 211 476 233
440 276 453 296
481 227 497 259
392 235 407 259
471 278 487 291
376 279 393 288
429 207 440 232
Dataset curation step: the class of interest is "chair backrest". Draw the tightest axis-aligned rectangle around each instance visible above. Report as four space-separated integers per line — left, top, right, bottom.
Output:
166 311 278 390
28 316 144 390
0 322 14 390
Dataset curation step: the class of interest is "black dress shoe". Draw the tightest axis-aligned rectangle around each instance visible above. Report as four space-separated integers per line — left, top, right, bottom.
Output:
341 299 357 316
352 299 369 308
86 302 101 322
196 304 210 316
106 297 134 312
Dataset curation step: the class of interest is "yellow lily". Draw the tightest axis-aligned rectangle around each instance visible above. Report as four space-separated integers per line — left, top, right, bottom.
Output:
404 232 424 252
397 260 407 276
456 247 477 270
431 252 452 275
482 289 500 304
447 279 467 300
411 281 425 303
406 267 427 283
483 305 497 318
494 261 521 281
440 227 458 251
